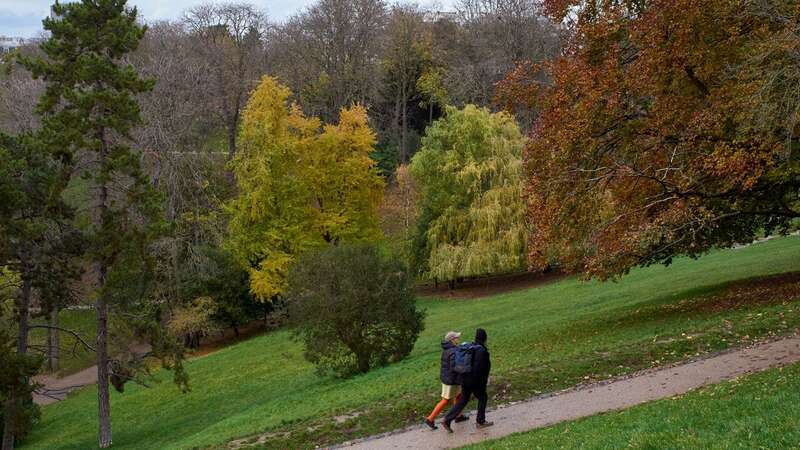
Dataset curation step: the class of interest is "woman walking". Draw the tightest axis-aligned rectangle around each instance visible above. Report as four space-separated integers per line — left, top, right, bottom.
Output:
424 331 468 429
442 328 493 432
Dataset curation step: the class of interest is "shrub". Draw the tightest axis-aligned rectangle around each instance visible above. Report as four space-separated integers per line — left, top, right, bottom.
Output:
181 247 279 334
287 244 425 377
167 297 220 349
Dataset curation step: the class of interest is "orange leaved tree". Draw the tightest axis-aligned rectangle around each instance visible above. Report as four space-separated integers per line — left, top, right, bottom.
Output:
499 0 800 278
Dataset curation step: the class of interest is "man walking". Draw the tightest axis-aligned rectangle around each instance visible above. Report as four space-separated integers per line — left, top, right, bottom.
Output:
424 331 468 429
442 328 493 432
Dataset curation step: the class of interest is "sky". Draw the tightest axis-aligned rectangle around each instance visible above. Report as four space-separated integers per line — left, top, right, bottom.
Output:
1 0 454 38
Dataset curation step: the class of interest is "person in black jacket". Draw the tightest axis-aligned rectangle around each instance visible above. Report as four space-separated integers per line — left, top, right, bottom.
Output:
424 331 468 429
442 328 493 432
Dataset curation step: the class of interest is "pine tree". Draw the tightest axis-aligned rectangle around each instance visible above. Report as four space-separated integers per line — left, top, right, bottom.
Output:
0 130 80 450
20 1 160 447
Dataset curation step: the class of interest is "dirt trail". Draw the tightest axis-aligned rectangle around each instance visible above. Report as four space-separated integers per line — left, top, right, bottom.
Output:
32 342 150 406
337 335 800 450
32 320 273 405
32 365 99 405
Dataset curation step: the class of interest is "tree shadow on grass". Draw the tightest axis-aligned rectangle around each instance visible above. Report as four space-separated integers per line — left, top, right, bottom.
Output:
558 271 800 341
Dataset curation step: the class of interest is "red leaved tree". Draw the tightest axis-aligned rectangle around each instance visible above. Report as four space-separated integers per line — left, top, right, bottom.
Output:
498 0 800 278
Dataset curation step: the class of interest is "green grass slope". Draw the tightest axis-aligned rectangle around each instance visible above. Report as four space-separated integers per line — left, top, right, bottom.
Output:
466 362 800 449
22 236 800 449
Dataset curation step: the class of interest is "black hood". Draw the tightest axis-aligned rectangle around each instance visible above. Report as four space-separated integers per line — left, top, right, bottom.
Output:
441 341 457 350
475 328 487 345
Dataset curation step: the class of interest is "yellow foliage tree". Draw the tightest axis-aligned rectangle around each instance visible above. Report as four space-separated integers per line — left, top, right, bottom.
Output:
227 76 384 300
410 105 527 285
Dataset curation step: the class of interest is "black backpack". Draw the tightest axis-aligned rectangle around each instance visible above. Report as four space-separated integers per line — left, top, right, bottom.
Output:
453 343 478 374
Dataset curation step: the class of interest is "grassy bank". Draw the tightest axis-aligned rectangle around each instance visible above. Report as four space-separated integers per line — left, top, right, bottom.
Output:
466 362 800 449
21 236 800 449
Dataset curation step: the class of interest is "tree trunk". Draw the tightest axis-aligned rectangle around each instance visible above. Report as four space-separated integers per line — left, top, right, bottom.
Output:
94 129 112 449
166 194 181 318
401 81 408 164
225 123 236 186
357 352 371 374
2 277 32 450
1 390 14 450
47 306 60 372
227 120 237 161
95 263 112 448
448 279 455 291
393 87 402 155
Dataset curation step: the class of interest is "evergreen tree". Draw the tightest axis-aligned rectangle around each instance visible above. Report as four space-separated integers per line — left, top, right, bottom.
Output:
0 130 80 450
0 327 41 449
20 1 166 447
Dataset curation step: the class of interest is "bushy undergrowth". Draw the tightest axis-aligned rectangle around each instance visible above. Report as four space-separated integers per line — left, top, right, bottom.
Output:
288 244 424 376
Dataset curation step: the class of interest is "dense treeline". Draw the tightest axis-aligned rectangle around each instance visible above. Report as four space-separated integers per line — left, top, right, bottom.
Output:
1 0 561 291
0 1 559 448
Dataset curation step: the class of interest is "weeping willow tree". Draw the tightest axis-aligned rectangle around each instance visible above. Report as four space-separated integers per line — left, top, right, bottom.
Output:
410 105 527 286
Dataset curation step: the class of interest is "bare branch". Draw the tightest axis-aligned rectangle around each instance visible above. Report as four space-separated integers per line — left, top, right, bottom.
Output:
28 324 96 353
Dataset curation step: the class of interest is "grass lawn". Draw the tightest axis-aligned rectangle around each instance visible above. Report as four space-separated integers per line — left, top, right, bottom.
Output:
465 362 800 449
27 308 96 376
20 236 800 450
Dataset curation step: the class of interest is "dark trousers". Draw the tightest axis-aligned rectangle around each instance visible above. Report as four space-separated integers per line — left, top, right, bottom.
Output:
444 384 488 424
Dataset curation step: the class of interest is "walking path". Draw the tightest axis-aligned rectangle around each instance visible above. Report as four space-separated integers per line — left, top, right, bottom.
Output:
338 334 800 450
32 343 151 406
33 365 99 405
32 320 272 405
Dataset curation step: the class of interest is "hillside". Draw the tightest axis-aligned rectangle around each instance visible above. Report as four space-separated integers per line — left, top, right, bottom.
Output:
22 236 800 449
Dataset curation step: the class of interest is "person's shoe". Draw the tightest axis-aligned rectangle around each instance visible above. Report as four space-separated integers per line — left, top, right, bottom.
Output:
476 421 494 429
454 414 469 423
441 421 454 433
424 418 438 430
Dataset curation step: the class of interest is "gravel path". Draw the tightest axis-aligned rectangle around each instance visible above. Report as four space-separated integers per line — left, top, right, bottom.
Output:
338 335 800 450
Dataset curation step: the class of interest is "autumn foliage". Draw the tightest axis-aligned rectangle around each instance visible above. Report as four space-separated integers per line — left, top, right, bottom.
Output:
502 0 800 278
411 105 528 283
226 76 383 299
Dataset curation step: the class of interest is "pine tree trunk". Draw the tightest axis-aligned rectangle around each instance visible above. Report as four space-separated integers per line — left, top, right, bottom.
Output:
1 395 14 450
1 402 14 448
96 263 112 448
2 276 32 450
95 130 112 449
47 306 60 372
